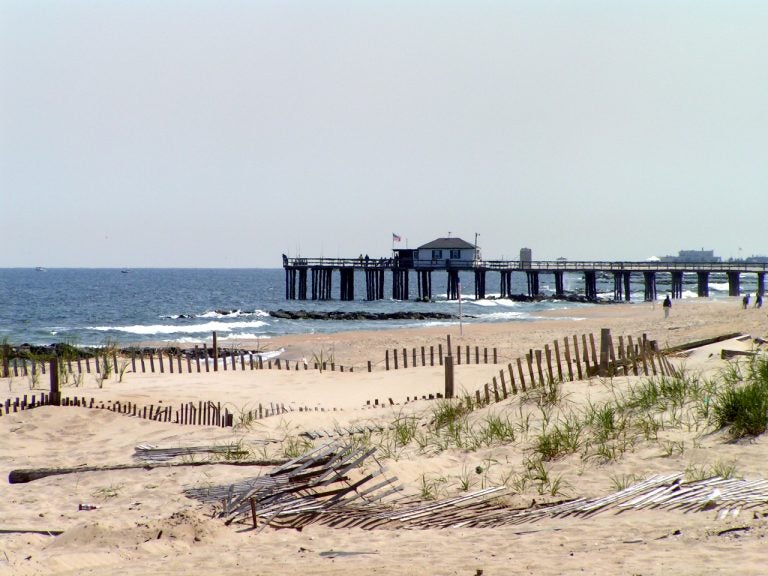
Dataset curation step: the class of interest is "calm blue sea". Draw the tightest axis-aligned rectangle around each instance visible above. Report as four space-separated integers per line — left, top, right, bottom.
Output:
0 268 754 347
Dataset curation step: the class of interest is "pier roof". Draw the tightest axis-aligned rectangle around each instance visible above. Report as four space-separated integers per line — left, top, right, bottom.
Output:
417 237 476 250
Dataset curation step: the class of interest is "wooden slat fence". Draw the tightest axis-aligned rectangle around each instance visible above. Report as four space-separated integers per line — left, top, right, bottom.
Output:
0 393 344 427
0 350 357 381
464 332 677 408
0 393 233 427
365 331 678 409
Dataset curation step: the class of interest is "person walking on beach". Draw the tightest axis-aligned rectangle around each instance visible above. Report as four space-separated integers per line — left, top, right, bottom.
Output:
756 292 763 309
743 293 750 309
662 294 672 318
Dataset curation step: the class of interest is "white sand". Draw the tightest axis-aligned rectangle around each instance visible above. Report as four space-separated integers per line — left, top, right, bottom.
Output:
1 297 768 575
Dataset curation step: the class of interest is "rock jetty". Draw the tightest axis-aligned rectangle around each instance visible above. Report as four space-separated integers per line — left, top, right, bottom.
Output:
269 310 458 321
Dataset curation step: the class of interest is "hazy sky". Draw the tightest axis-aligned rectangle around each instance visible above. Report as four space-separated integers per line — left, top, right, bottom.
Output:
2 1 767 268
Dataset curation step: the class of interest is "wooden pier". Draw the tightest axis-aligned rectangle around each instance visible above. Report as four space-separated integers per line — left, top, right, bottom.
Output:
283 256 768 302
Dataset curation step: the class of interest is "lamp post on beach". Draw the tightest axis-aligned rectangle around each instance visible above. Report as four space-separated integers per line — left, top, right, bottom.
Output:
458 279 463 336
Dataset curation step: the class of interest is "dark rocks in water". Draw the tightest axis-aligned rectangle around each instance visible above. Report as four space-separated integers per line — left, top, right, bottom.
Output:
269 309 458 321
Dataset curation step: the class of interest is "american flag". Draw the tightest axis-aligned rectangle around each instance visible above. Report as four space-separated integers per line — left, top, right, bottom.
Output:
392 233 402 242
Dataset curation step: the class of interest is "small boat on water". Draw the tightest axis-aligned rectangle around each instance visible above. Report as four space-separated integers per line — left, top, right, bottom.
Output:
35 267 47 272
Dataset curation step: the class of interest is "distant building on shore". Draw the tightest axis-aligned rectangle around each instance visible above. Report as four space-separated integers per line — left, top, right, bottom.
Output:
741 254 768 264
660 249 721 263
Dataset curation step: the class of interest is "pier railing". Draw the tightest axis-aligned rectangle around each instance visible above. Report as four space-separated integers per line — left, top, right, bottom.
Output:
285 256 768 273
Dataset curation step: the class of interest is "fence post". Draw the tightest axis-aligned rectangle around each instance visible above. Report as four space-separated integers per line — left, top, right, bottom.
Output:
2 343 9 378
444 350 454 399
599 328 611 377
49 358 61 406
212 331 218 372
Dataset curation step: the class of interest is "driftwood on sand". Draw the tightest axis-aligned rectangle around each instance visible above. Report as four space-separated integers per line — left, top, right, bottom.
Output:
8 458 289 485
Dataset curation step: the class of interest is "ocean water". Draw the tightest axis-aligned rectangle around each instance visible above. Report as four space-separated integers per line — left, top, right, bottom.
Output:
0 268 756 347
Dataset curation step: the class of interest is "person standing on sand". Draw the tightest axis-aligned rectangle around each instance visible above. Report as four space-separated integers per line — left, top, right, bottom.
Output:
743 293 750 309
662 294 672 318
756 292 763 309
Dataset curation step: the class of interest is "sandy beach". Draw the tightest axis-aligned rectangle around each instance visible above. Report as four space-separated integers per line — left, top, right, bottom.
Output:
2 297 768 575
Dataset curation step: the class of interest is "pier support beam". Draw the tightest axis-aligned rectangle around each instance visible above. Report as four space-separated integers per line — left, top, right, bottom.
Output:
697 271 709 297
757 272 765 297
298 268 307 299
285 266 308 300
526 271 539 297
417 270 432 301
311 267 333 300
474 269 486 300
365 268 384 300
447 270 461 300
623 271 631 301
584 271 597 301
613 272 622 301
392 268 409 301
727 271 741 296
670 271 684 299
285 267 296 300
643 271 657 302
500 271 513 298
612 272 632 301
339 268 355 301
554 271 565 298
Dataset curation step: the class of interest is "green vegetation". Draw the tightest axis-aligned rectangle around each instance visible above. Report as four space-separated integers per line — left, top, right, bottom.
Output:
712 353 768 438
337 350 768 500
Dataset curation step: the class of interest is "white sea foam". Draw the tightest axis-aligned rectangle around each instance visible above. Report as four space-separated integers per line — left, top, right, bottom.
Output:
217 332 271 341
467 299 498 307
88 320 269 335
464 298 520 308
481 311 528 321
171 333 273 344
197 309 269 319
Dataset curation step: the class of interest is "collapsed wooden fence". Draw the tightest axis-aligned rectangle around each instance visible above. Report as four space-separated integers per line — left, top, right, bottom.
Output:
186 442 768 532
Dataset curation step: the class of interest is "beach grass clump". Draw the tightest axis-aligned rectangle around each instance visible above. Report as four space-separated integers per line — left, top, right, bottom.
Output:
431 398 472 430
418 473 448 500
221 438 252 461
391 413 420 446
624 372 701 414
521 378 567 409
685 460 738 482
533 412 583 462
609 473 644 491
711 353 768 438
479 411 517 446
311 347 335 372
515 456 568 496
281 435 314 458
377 414 418 460
713 381 768 437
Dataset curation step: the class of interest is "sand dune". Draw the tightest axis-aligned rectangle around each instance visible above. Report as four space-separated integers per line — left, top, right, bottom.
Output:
2 297 768 575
